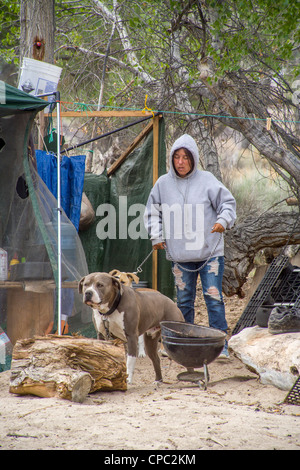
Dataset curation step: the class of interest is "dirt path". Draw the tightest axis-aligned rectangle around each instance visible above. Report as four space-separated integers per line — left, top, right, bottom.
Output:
0 354 299 451
0 280 299 451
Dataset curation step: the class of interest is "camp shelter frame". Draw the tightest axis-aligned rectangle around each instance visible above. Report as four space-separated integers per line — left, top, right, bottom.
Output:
46 109 162 290
0 83 67 358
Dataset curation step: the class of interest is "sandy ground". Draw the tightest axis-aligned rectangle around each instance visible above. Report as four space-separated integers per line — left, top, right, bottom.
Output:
0 280 300 451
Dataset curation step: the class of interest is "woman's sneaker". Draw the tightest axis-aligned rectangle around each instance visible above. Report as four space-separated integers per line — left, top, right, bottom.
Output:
219 341 229 358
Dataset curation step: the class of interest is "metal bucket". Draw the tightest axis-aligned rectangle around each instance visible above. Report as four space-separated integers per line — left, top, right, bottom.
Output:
160 321 226 369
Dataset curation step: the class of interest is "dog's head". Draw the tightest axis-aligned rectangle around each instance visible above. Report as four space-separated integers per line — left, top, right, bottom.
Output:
109 269 139 287
78 273 121 312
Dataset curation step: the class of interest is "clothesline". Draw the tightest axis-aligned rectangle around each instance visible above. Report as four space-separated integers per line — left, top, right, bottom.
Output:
57 99 300 125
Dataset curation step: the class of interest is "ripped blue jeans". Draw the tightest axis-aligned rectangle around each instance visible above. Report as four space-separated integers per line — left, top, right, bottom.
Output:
172 256 228 333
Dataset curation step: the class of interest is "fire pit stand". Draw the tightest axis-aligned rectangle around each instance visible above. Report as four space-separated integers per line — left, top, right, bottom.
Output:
177 366 210 390
160 321 226 390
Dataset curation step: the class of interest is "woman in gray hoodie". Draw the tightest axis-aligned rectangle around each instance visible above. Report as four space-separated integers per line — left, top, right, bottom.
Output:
144 134 236 356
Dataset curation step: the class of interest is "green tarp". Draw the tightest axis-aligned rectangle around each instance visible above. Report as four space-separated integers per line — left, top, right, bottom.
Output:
0 82 48 242
0 83 90 371
0 81 48 115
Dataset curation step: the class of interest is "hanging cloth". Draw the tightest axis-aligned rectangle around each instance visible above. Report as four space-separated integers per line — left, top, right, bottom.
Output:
35 150 86 231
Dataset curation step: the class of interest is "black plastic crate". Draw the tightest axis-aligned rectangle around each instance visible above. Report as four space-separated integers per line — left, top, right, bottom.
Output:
270 265 300 306
284 376 300 406
232 254 300 407
232 255 290 335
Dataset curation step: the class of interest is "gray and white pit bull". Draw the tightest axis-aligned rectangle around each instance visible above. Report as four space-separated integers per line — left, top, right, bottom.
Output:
78 272 184 384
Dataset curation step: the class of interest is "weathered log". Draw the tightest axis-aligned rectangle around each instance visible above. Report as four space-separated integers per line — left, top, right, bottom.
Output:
9 335 127 402
223 211 300 297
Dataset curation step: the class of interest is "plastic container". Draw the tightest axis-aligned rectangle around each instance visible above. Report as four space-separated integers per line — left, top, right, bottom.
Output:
0 328 12 366
50 218 78 265
0 248 8 281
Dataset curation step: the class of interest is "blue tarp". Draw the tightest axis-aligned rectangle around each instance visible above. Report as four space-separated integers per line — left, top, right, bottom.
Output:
35 150 86 231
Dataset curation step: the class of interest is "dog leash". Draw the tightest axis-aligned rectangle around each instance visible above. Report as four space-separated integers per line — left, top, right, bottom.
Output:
134 233 222 274
100 290 122 340
134 249 154 274
166 233 223 273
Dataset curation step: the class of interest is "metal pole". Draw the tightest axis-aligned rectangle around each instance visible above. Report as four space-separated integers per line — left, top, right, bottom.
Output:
60 113 157 154
56 92 62 335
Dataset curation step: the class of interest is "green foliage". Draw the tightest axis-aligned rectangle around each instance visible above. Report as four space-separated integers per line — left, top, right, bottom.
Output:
0 0 20 64
3 0 298 110
205 0 300 76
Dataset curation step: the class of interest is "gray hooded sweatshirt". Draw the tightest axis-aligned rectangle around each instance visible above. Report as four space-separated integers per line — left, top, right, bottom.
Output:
144 134 236 263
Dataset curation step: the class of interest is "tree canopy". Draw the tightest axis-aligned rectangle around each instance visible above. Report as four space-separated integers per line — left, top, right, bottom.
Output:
1 0 300 295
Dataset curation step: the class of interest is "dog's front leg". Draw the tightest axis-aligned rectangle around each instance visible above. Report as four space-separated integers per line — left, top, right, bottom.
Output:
126 335 139 384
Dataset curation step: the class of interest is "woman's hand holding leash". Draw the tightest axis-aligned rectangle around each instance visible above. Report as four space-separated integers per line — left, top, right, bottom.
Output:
153 242 166 250
211 223 225 233
153 226 224 251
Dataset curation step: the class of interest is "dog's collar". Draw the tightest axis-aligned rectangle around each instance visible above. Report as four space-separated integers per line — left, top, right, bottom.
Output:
101 290 122 316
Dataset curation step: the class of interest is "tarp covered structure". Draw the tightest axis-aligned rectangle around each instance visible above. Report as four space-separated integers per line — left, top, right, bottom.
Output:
0 82 174 372
0 82 90 370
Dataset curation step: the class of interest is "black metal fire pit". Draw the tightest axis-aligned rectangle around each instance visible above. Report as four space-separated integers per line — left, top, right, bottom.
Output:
160 321 226 389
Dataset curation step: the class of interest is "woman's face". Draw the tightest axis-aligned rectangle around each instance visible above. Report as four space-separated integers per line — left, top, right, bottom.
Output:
173 148 193 177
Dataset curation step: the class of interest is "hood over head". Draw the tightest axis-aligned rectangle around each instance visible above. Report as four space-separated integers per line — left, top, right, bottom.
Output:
169 134 199 178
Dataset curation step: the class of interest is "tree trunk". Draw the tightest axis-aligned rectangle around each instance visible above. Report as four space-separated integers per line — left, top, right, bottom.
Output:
196 68 300 297
223 212 300 297
19 0 56 148
9 335 127 402
20 0 55 65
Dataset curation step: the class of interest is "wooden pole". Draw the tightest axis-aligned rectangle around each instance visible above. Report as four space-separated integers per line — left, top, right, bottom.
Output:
47 110 154 118
152 115 160 290
38 110 45 149
152 116 159 184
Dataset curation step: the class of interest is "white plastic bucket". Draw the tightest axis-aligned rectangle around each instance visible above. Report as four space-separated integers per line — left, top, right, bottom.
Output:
18 57 62 108
0 248 7 281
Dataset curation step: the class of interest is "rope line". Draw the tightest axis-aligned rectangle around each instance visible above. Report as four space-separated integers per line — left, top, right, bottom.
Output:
57 100 300 124
142 94 154 118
